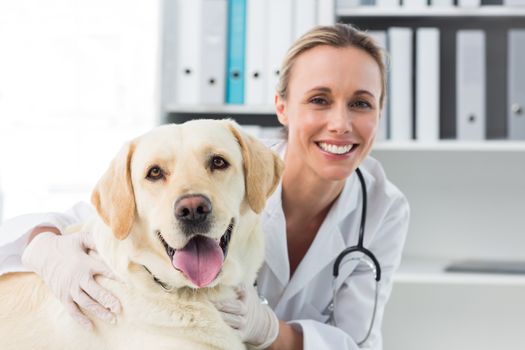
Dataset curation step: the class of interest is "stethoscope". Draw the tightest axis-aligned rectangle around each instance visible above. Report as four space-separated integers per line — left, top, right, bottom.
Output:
326 167 382 346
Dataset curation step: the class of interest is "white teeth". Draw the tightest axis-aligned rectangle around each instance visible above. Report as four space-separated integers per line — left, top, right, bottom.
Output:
318 142 355 155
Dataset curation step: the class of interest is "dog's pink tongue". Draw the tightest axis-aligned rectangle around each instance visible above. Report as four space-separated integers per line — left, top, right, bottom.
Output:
172 235 224 288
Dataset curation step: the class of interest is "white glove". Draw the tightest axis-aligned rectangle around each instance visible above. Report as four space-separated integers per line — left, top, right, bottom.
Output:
21 230 122 330
214 284 279 349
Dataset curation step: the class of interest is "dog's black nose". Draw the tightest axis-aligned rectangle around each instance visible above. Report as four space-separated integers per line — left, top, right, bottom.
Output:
174 194 212 225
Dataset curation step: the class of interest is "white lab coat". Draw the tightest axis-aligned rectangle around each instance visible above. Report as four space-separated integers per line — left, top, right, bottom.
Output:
0 141 409 350
256 141 410 350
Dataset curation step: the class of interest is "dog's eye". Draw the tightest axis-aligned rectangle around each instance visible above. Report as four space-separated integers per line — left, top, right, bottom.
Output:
146 166 164 180
210 156 229 171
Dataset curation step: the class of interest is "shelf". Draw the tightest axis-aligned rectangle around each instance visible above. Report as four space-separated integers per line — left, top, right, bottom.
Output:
164 104 275 115
394 257 525 286
337 5 525 17
373 140 525 152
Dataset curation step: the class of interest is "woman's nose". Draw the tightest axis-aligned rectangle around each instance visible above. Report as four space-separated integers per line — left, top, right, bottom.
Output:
327 105 352 134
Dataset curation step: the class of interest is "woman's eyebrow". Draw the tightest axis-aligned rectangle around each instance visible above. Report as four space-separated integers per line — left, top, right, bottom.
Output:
354 90 376 98
306 86 331 94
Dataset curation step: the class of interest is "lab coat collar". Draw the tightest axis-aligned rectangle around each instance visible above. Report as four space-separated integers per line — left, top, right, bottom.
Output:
262 182 290 287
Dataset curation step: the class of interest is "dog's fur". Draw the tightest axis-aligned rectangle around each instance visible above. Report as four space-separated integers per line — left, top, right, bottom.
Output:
0 119 283 350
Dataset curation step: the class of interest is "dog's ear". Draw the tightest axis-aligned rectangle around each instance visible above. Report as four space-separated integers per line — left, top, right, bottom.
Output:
91 141 136 240
227 121 284 213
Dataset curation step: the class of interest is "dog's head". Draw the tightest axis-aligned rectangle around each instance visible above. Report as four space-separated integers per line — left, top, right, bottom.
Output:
91 119 283 292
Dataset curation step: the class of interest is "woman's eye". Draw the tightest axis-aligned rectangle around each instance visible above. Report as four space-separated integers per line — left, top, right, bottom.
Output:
310 97 329 105
351 100 372 109
210 156 229 170
146 166 164 180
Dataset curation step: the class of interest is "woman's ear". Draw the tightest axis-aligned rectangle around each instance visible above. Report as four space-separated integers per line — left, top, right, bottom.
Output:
91 141 136 240
226 121 284 214
275 93 288 126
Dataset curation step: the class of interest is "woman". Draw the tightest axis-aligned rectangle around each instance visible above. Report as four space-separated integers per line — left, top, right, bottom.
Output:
0 24 409 349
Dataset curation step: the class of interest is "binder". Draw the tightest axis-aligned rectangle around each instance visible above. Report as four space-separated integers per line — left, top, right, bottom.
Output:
377 0 400 7
431 0 454 5
293 0 317 40
160 0 179 107
416 28 440 142
267 0 293 101
458 0 480 6
403 0 427 7
336 0 361 7
456 30 486 140
175 0 202 104
508 29 525 140
388 27 413 141
368 30 389 141
317 0 336 25
245 0 268 105
200 0 227 104
226 0 247 104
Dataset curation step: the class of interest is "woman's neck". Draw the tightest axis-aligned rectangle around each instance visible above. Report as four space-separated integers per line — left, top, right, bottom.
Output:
280 155 345 223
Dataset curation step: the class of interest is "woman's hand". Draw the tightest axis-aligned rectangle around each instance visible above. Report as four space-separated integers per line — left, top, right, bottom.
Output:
21 230 122 330
214 284 279 349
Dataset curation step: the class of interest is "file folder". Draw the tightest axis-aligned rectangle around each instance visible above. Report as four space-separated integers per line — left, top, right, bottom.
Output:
508 29 525 140
245 0 268 105
456 30 486 140
317 0 335 25
416 28 440 142
293 0 317 40
388 27 413 141
175 0 202 104
226 0 247 104
267 0 293 101
201 0 227 104
369 30 389 141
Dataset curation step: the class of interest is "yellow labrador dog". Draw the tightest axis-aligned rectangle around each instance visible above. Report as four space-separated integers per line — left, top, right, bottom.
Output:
0 119 283 350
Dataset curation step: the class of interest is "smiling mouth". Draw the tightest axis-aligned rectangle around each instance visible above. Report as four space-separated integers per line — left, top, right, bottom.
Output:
156 218 234 261
155 218 235 288
316 142 358 155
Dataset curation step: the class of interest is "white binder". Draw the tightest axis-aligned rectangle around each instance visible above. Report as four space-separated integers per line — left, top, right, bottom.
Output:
404 0 427 7
293 0 317 40
388 27 413 141
267 0 293 101
336 0 361 7
456 30 486 140
368 30 389 141
458 0 481 6
431 0 454 5
317 0 335 25
200 0 227 104
175 0 202 104
377 0 400 7
416 28 440 142
508 29 525 140
245 0 268 105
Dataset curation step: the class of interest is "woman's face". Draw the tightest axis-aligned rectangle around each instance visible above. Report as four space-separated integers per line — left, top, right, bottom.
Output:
275 44 382 182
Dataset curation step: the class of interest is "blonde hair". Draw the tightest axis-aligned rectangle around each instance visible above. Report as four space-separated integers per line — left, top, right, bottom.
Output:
277 23 387 109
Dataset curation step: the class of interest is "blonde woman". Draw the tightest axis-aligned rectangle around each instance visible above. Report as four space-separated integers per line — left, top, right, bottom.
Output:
0 24 409 350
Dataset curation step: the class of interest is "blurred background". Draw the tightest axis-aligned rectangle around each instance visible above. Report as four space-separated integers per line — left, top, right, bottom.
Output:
0 0 160 220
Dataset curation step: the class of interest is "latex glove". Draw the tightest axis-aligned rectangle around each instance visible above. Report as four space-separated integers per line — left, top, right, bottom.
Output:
214 284 279 349
21 230 121 330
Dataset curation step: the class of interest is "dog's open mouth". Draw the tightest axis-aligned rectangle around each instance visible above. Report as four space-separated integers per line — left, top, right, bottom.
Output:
156 218 234 288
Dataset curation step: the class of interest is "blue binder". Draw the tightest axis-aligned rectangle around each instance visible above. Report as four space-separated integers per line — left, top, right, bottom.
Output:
226 0 246 104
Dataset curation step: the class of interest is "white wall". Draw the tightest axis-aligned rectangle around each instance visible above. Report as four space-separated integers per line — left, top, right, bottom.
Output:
0 0 162 222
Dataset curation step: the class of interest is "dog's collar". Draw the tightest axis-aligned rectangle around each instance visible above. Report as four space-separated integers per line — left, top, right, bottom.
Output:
142 265 174 292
